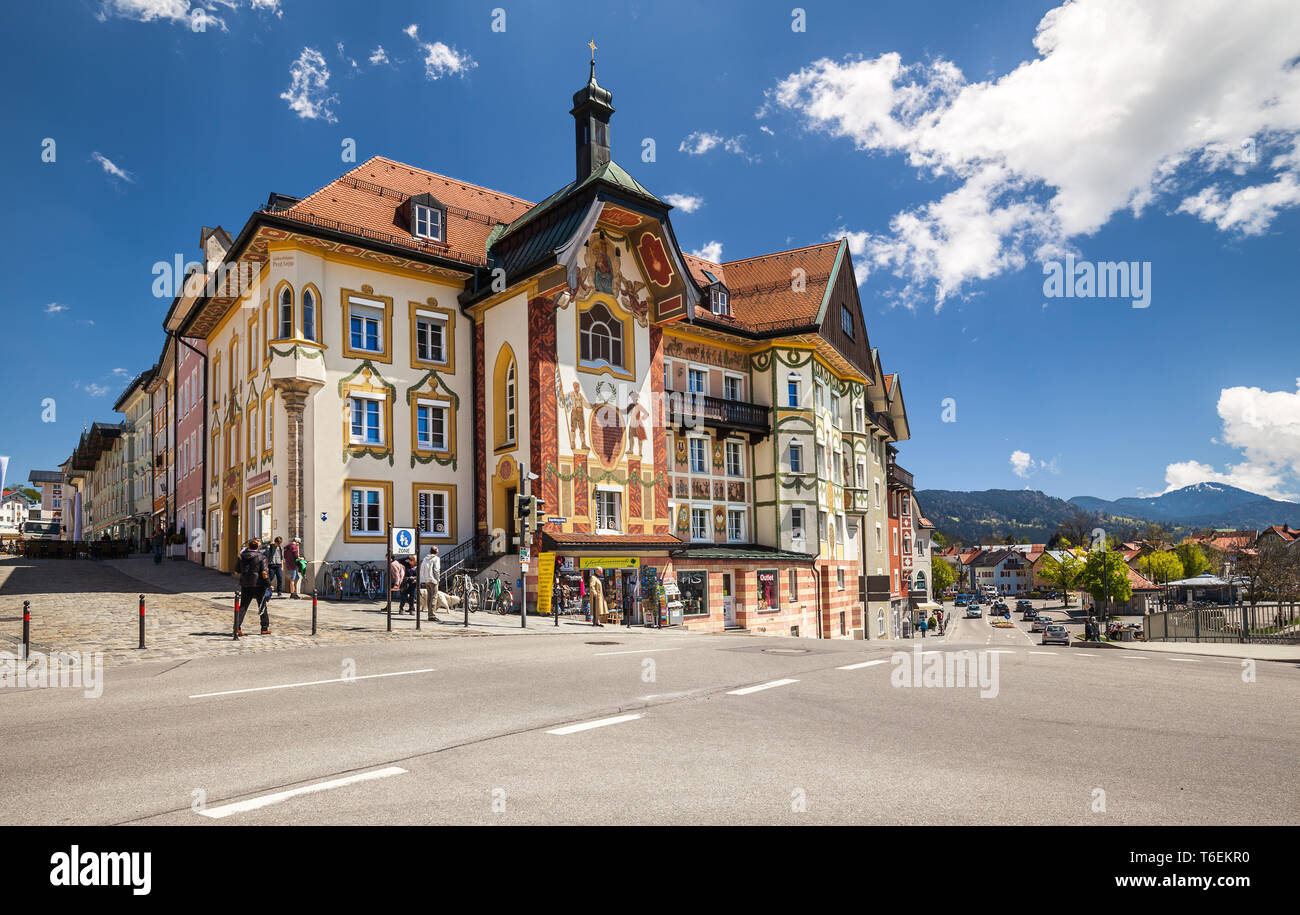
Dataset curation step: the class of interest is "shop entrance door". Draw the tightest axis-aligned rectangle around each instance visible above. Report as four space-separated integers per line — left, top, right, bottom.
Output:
722 572 736 627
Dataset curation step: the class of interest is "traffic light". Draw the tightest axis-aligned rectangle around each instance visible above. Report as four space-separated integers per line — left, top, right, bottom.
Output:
516 494 531 519
531 497 547 529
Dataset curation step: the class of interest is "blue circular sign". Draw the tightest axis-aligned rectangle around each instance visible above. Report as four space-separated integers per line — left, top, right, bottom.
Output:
395 529 413 549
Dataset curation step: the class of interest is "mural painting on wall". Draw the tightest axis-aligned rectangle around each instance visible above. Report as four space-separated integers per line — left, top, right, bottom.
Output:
691 479 710 500
726 481 745 502
636 232 674 287
558 379 590 452
590 401 624 467
712 480 725 501
674 477 688 498
625 392 650 459
560 232 651 326
676 505 688 533
663 336 748 372
674 437 687 465
713 507 726 533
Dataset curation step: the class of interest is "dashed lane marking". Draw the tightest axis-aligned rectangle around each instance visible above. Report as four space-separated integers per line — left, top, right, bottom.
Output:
189 668 436 699
837 659 890 670
197 767 407 819
727 678 800 696
547 713 644 735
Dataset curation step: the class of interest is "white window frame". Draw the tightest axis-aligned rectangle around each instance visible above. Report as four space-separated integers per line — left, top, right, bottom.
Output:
688 436 707 474
687 366 707 395
723 372 743 402
415 311 447 364
725 440 743 478
789 442 804 474
790 507 806 543
349 485 384 536
413 203 443 241
726 506 745 543
416 398 450 452
690 505 710 542
348 299 385 354
787 375 801 408
349 393 385 446
416 488 449 537
594 487 622 534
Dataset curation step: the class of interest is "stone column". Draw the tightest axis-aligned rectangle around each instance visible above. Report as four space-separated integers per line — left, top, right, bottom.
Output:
278 385 311 543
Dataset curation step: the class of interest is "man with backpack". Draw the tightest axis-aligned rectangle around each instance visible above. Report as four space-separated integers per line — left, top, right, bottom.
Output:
236 538 272 636
264 536 285 597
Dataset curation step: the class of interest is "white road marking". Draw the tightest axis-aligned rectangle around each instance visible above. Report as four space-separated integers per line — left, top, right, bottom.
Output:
1121 654 1149 659
189 668 436 699
593 647 682 656
197 767 407 819
547 713 643 735
1074 652 1098 657
1028 651 1057 656
727 678 800 696
837 659 890 670
987 649 1016 655
1167 658 1201 662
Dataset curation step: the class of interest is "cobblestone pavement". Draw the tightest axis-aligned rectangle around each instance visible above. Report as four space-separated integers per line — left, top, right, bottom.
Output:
0 555 611 668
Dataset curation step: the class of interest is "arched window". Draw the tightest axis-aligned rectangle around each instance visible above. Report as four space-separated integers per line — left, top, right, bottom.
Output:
278 286 294 339
579 302 623 369
504 361 516 446
493 345 517 449
302 288 316 342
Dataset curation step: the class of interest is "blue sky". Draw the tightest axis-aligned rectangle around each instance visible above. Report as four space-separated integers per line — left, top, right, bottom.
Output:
2 0 1298 502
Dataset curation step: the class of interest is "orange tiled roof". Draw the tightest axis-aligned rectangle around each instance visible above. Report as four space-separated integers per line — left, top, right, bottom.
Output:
684 241 841 330
277 156 535 268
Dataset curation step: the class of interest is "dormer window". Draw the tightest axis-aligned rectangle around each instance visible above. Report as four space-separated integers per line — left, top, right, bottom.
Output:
840 303 855 339
413 204 443 241
710 284 730 316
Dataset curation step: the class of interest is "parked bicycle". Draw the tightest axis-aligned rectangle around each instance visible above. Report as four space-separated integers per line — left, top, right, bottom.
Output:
353 561 384 601
451 572 480 613
320 560 351 601
484 571 514 615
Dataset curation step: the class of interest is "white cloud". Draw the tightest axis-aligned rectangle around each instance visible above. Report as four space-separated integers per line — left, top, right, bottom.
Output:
85 383 110 398
403 23 419 40
44 303 68 315
679 131 721 155
1163 380 1300 501
96 0 277 28
665 193 704 214
1010 450 1034 478
769 0 1300 307
419 41 475 80
679 131 756 161
369 45 389 66
111 367 129 376
279 47 338 123
91 152 133 183
690 241 724 262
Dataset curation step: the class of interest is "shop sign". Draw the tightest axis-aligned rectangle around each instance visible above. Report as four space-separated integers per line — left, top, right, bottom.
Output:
536 552 556 615
579 557 640 570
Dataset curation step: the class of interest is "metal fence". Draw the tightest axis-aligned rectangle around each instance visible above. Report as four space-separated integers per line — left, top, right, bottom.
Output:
1144 602 1300 644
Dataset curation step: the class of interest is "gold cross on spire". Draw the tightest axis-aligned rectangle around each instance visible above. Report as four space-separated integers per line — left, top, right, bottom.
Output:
588 38 597 62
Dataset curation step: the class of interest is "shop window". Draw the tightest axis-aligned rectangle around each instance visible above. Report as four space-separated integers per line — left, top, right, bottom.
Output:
678 570 709 617
756 569 779 611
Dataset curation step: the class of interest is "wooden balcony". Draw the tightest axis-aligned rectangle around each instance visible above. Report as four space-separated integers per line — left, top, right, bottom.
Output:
887 460 913 491
664 389 771 443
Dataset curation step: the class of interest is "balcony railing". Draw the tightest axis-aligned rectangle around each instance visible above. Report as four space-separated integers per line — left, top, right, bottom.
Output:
664 389 770 439
887 460 913 490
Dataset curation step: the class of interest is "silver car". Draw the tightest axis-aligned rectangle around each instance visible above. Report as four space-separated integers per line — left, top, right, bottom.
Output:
1030 614 1053 632
1041 624 1070 646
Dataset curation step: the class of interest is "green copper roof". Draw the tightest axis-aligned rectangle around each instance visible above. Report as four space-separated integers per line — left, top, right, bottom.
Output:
494 159 663 246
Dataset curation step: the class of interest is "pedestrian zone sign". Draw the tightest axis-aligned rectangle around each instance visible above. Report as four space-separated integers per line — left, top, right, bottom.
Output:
392 527 416 556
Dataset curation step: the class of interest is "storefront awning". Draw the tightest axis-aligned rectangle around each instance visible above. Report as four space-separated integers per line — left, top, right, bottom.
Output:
542 531 682 552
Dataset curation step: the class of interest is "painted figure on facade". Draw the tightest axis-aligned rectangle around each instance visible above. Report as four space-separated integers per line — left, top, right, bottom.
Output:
560 379 590 452
592 235 614 295
625 391 649 458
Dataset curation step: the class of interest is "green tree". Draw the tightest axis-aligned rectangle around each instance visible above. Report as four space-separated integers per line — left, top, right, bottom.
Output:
1137 550 1183 586
1038 549 1085 607
932 558 956 595
1174 541 1210 578
1082 549 1132 619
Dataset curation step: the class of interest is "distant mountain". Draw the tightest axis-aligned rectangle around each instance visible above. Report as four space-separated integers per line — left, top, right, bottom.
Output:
915 489 1079 544
1068 483 1300 530
916 482 1300 546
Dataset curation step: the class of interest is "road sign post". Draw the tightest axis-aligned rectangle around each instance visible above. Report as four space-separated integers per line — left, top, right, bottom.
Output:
385 521 392 632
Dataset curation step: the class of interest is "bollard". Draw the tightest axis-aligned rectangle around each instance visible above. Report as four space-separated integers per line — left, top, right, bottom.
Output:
22 600 30 661
233 592 240 641
138 594 145 649
311 587 318 636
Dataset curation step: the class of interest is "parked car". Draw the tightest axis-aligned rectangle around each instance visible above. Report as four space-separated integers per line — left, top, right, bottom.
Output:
1042 625 1070 646
955 597 968 608
1016 599 1034 612
1031 614 1054 632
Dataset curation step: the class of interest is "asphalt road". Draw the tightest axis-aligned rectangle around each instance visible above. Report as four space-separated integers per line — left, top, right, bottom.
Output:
2 617 1297 825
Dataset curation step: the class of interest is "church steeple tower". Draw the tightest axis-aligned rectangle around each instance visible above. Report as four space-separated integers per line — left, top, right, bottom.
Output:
570 43 614 182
